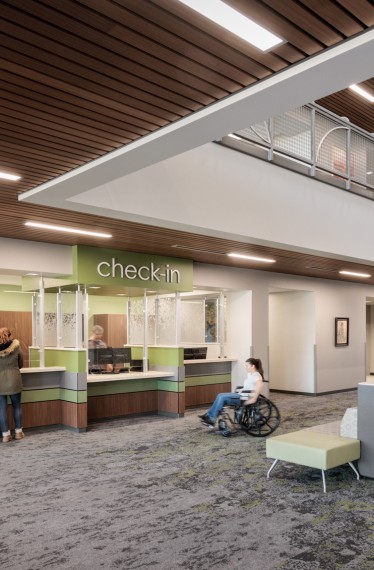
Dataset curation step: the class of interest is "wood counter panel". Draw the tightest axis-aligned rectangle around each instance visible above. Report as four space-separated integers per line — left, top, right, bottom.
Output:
11 400 62 428
186 382 231 407
88 390 158 420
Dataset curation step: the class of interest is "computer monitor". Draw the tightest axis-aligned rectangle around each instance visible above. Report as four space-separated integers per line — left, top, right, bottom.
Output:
88 347 113 372
184 348 195 360
112 347 132 366
195 347 207 359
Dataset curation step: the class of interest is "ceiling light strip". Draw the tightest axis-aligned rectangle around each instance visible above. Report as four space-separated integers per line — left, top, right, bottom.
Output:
228 253 276 263
0 171 21 181
339 270 371 278
177 0 283 51
25 221 112 238
349 84 374 103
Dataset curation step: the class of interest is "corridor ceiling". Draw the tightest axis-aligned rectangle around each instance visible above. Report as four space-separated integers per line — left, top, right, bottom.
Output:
1 0 374 284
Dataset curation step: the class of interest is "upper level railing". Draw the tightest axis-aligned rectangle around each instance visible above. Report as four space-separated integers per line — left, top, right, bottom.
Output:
220 103 374 200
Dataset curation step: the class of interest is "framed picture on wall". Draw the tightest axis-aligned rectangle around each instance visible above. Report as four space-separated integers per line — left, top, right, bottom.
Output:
335 317 349 347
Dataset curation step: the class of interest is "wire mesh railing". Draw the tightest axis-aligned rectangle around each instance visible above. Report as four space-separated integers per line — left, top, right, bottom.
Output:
222 103 374 198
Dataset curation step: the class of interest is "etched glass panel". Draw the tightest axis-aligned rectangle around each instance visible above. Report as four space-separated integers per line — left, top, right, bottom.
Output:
157 296 176 345
62 292 77 348
128 298 144 345
181 299 205 344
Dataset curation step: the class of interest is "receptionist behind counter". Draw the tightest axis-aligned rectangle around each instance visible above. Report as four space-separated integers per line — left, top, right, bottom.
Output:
88 325 113 372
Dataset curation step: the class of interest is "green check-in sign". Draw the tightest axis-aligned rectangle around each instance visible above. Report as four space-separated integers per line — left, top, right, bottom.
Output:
73 246 193 292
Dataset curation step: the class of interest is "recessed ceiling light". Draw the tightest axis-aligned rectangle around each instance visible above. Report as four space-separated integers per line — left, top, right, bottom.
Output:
228 253 276 263
339 270 371 278
88 286 101 289
349 84 374 103
0 171 21 181
25 221 112 238
177 0 283 51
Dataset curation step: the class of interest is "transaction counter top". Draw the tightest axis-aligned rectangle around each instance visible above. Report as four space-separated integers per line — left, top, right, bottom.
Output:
21 366 66 374
87 370 175 383
183 358 237 364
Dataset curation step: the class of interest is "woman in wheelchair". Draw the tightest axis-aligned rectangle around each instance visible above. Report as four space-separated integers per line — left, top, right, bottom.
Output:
199 357 264 427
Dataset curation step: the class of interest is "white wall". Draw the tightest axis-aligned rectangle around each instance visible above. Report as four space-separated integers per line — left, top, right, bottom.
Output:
269 291 315 392
194 262 371 394
0 238 72 276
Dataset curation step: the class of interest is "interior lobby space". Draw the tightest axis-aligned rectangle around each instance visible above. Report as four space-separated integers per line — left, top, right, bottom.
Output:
1 2 374 569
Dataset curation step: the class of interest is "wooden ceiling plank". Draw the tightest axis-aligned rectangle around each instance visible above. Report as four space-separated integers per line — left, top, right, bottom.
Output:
226 0 325 54
1 59 168 132
142 0 288 73
259 0 345 45
297 0 366 36
1 72 151 137
50 0 261 85
1 17 206 114
335 0 374 27
1 42 184 125
0 94 134 147
4 0 243 94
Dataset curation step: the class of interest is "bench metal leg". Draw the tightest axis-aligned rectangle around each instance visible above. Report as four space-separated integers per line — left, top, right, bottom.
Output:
348 461 360 480
267 459 279 479
321 470 327 493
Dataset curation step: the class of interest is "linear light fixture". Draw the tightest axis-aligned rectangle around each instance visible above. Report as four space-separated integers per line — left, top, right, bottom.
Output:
177 0 283 51
339 270 371 278
25 221 112 238
0 171 21 181
228 253 276 263
349 84 374 103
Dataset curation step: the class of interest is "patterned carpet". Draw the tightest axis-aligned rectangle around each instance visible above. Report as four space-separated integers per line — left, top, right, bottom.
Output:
2 390 374 570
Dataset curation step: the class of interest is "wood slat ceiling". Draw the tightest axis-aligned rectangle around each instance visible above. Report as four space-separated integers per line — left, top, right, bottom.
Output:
1 0 374 284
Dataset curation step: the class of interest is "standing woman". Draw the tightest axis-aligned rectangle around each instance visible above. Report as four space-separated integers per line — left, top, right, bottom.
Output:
0 327 24 443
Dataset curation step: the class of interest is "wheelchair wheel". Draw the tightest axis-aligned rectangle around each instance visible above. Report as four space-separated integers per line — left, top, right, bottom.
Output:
240 395 280 437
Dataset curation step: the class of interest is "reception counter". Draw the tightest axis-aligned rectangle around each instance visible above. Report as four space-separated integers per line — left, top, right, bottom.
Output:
11 350 236 431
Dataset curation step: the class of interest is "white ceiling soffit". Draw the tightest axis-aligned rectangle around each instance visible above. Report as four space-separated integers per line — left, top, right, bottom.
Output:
19 30 374 209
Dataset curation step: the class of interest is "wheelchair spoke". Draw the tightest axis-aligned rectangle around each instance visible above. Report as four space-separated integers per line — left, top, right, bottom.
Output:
241 395 281 437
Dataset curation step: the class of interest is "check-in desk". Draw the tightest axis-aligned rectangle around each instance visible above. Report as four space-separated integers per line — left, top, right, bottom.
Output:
184 358 236 407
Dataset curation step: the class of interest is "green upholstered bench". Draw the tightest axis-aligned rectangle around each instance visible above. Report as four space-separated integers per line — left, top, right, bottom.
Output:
266 430 360 492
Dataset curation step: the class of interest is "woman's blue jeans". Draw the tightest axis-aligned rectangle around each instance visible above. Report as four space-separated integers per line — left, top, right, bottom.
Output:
0 393 22 433
206 392 241 422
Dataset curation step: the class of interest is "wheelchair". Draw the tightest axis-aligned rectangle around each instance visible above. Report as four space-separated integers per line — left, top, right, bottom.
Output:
210 390 281 438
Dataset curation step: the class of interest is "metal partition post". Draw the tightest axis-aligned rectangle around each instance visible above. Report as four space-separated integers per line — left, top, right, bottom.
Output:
219 292 225 358
32 293 38 347
143 290 148 372
310 107 316 177
38 277 45 368
75 286 83 349
268 118 274 161
57 288 62 348
83 287 89 349
175 292 180 346
346 126 351 190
